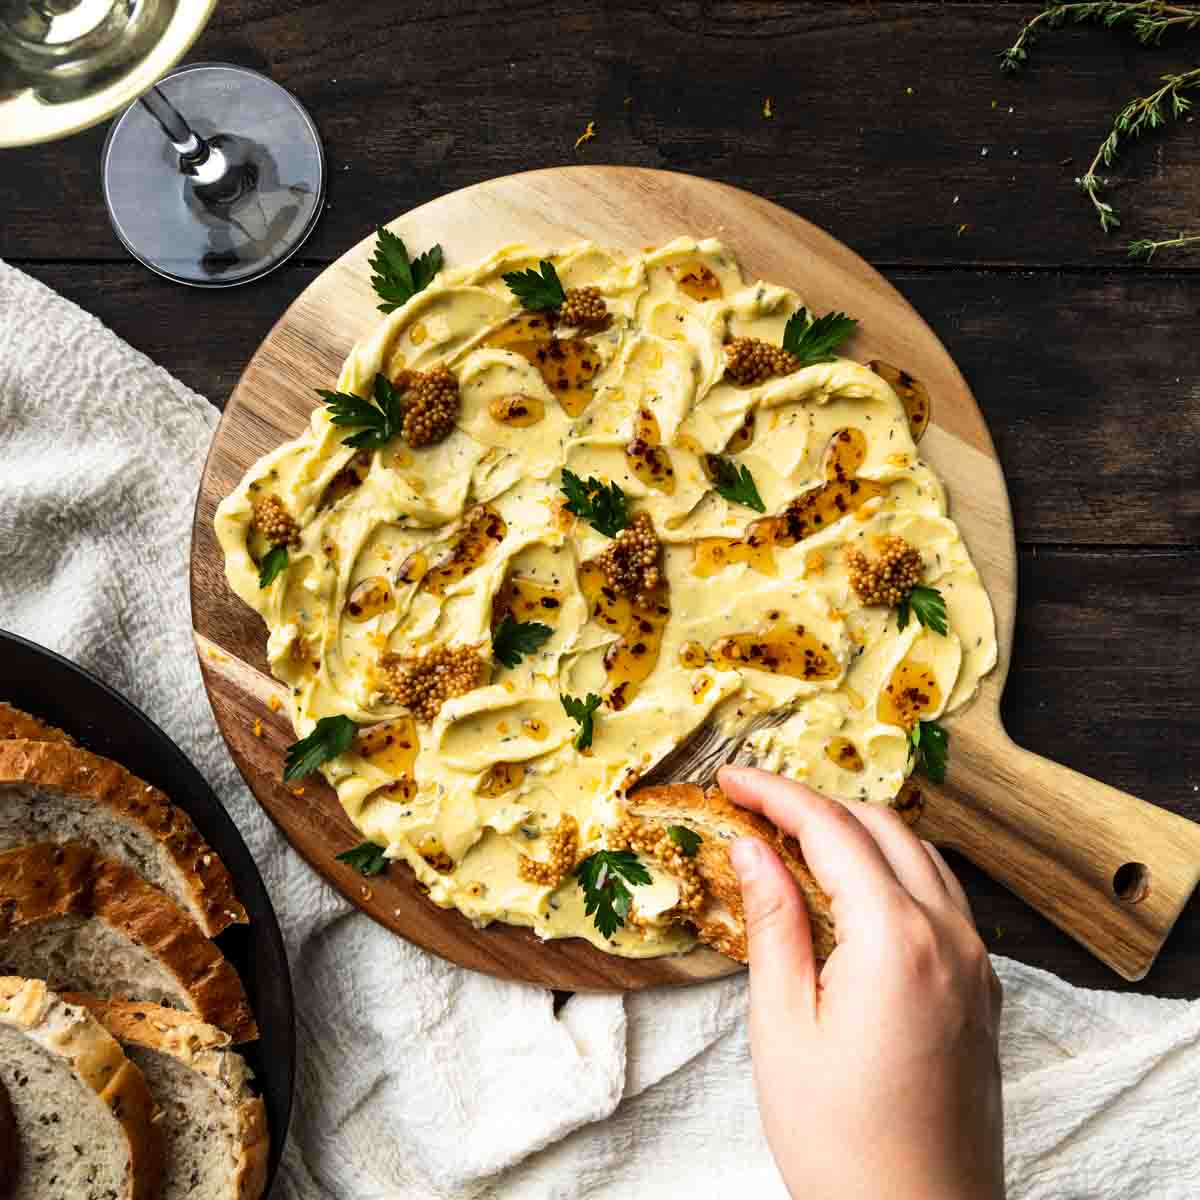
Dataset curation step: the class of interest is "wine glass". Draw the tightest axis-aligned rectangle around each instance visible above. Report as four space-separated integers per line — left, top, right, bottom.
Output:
1 2 326 286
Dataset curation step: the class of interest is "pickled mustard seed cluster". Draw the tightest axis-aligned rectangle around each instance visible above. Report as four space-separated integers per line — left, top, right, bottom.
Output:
398 364 460 447
723 335 800 387
518 814 580 886
379 644 486 722
845 534 924 608
558 285 609 330
251 494 300 547
612 816 704 917
596 512 662 605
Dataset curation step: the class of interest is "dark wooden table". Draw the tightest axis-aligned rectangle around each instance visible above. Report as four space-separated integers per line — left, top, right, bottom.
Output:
5 2 1198 995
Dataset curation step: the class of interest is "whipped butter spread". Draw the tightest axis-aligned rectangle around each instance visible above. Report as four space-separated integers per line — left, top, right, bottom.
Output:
216 237 996 957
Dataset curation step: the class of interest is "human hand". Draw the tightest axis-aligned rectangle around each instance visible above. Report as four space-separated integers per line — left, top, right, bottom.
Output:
718 766 1004 1200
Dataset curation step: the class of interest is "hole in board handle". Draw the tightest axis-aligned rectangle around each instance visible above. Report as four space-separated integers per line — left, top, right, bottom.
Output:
1113 861 1150 905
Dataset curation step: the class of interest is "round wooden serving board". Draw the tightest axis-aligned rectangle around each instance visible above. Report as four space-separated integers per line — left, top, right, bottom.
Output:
192 166 1200 988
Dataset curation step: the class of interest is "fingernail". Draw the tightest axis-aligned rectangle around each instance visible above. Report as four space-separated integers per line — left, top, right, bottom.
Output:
730 837 763 879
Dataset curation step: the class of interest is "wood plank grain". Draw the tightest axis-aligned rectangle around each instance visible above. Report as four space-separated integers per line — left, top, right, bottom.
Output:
3 2 1199 268
19 261 1200 547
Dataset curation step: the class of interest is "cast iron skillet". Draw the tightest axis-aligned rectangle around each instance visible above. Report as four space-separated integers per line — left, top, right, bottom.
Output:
0 628 294 1194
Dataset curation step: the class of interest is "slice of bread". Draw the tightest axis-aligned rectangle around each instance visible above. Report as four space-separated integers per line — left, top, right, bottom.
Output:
0 976 161 1200
0 843 258 1043
69 997 269 1200
0 704 74 746
0 740 247 938
626 784 836 962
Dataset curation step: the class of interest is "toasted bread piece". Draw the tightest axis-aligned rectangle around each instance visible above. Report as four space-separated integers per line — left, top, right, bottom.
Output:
69 997 269 1200
0 740 247 937
626 784 836 962
0 843 257 1043
0 704 73 746
0 976 161 1200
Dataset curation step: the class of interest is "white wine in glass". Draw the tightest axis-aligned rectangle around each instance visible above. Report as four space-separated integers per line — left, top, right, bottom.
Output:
1 1 326 286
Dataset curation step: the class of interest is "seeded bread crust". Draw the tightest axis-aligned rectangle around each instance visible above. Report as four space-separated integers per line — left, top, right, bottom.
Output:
626 784 837 962
0 705 73 746
0 843 257 1043
68 998 269 1200
0 976 161 1200
0 739 247 937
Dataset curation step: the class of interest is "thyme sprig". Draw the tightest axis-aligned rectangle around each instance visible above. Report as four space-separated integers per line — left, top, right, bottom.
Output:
1128 231 1200 260
1000 2 1200 73
1000 6 1200 257
1075 69 1200 233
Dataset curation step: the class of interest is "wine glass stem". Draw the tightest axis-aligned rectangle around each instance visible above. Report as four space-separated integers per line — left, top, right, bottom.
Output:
139 85 209 165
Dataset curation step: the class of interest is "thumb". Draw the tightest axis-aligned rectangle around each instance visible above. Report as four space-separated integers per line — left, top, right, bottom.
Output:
730 837 818 1022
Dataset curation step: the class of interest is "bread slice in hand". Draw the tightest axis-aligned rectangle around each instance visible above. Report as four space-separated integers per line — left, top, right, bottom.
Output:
0 843 258 1043
626 784 836 963
69 997 269 1200
0 739 247 937
0 976 161 1200
0 704 74 746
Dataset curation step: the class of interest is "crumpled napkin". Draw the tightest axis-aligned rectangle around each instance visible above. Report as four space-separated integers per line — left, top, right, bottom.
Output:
2 259 1197 1200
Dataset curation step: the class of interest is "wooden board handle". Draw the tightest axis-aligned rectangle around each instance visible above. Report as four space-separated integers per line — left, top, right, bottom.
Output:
917 723 1200 981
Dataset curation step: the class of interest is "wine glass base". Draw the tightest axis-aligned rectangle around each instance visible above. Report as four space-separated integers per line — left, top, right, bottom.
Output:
101 62 325 286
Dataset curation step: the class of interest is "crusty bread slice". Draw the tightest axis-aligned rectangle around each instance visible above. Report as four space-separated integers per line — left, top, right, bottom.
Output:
0 704 74 746
0 976 161 1200
0 843 258 1043
69 997 269 1200
626 784 836 962
0 739 247 938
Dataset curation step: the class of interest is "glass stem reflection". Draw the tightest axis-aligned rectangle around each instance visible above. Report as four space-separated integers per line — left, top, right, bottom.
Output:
138 82 208 165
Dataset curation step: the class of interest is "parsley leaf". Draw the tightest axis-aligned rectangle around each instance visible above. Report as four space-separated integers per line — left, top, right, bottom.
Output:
492 614 553 669
560 692 603 750
316 373 404 449
369 228 444 313
781 308 858 366
559 469 629 538
502 259 566 311
336 841 388 876
667 825 702 857
283 714 357 782
897 585 948 636
258 545 289 589
707 455 766 512
909 720 949 784
575 849 652 939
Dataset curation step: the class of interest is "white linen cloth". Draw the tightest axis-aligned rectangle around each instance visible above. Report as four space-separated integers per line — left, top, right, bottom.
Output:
2 259 1198 1200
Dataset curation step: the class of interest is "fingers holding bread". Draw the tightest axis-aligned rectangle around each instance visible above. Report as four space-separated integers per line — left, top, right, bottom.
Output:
626 781 837 963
